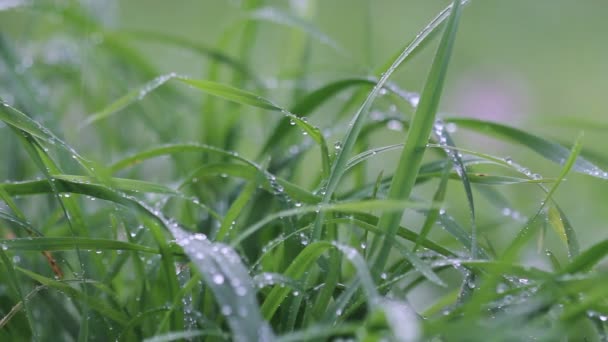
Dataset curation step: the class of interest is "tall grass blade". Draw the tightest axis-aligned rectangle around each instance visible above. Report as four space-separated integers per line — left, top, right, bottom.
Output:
372 0 463 272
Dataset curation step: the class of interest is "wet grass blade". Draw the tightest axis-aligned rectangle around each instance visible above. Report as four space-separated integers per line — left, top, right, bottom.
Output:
0 248 36 339
0 237 159 254
17 267 129 325
310 1 458 240
414 161 451 252
81 75 331 177
372 0 463 272
169 226 275 342
447 118 608 179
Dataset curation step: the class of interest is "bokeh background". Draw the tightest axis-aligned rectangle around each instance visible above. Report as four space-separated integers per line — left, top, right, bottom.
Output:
1 0 607 269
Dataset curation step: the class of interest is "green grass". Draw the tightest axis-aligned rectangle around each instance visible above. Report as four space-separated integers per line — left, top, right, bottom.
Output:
1 0 608 341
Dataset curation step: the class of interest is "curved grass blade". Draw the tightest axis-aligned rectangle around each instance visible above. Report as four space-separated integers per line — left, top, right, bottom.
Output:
16 267 129 325
233 199 431 246
110 143 264 174
372 0 463 272
1 176 175 197
169 227 275 342
0 237 158 254
447 118 608 179
434 121 477 257
414 160 451 252
330 216 455 258
182 163 320 204
0 248 36 339
504 134 584 260
560 238 608 274
311 0 461 240
216 181 257 241
259 77 418 156
82 75 331 176
260 241 379 320
459 134 585 319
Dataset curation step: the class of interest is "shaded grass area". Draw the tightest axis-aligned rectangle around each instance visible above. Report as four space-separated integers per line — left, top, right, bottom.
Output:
1 0 608 341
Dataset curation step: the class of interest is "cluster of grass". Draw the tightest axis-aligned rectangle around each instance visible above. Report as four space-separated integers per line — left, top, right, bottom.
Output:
1 0 608 341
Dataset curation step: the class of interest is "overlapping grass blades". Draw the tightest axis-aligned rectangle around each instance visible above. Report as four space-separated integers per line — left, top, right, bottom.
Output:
372 0 463 272
2 0 608 340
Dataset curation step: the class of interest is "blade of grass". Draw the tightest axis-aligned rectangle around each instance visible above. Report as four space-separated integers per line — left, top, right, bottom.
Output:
372 0 463 273
310 1 459 240
447 118 608 179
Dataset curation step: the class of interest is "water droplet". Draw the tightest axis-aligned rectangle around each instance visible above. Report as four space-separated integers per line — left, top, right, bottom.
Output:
387 120 403 131
446 122 458 133
334 141 342 151
221 305 232 315
410 94 420 107
213 274 225 285
380 272 388 280
235 286 247 296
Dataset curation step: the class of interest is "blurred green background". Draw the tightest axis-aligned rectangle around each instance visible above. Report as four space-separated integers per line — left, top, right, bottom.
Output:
2 0 607 250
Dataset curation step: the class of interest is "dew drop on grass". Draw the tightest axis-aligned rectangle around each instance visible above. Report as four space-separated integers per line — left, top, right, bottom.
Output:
213 273 225 285
446 122 458 133
221 305 232 316
496 283 508 294
410 94 420 108
387 120 403 131
334 141 342 151
235 286 247 296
